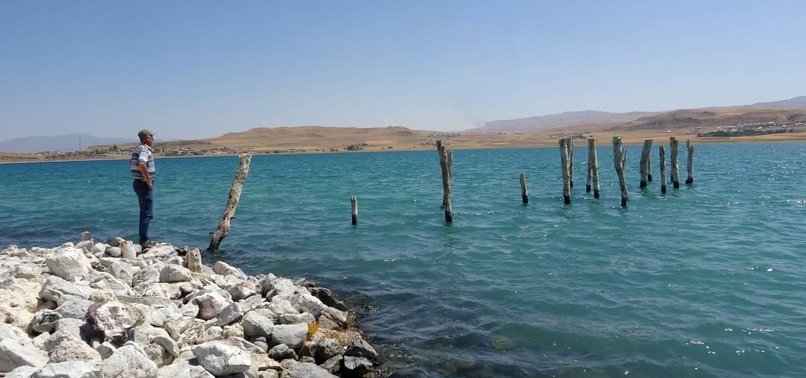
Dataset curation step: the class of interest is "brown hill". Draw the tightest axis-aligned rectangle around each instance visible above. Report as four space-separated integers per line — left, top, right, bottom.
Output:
610 108 806 132
207 126 445 152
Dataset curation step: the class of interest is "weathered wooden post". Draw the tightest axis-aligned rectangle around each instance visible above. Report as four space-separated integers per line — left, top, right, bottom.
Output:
659 145 667 194
586 138 600 199
519 172 529 204
351 196 358 225
568 138 575 188
613 136 628 207
208 153 252 252
685 140 695 185
436 140 453 224
670 137 680 189
639 139 653 189
559 138 571 204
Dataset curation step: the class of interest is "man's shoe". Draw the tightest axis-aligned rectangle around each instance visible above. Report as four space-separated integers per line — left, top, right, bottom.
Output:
141 240 157 249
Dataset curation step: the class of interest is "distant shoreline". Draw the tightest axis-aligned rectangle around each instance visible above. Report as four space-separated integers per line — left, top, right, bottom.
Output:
2 133 805 165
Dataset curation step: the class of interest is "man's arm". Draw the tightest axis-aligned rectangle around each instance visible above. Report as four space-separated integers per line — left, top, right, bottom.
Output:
138 162 153 188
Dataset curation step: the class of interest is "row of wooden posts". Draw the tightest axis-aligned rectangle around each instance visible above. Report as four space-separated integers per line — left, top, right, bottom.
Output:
438 136 695 224
205 137 696 250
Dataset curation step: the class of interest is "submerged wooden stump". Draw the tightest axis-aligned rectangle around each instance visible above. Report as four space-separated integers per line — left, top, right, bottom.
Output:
208 153 252 252
436 140 453 224
559 138 572 205
613 136 628 208
659 144 667 195
519 172 529 204
639 139 653 189
586 138 600 199
670 137 680 189
351 196 358 225
685 140 695 185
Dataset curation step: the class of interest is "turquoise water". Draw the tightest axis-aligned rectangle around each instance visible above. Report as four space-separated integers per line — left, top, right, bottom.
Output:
1 142 805 377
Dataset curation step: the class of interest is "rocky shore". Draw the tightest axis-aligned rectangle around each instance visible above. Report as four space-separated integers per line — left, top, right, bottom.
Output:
0 238 378 377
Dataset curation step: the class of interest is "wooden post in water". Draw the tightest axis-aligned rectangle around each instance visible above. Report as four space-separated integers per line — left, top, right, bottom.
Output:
568 138 575 188
659 145 667 195
559 138 571 204
613 136 628 207
586 138 600 199
685 140 695 185
351 196 358 225
436 140 453 224
208 153 252 252
670 137 680 189
519 172 529 204
639 139 653 189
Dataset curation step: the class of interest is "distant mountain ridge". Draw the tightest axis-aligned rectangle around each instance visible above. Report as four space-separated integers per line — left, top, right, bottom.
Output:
475 110 663 134
0 133 130 153
477 96 806 134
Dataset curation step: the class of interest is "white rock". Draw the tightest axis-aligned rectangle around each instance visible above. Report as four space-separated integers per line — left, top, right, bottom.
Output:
283 362 337 378
216 303 243 326
159 266 192 283
193 291 228 321
120 241 136 260
269 323 308 350
45 247 92 281
56 298 94 319
46 333 102 363
13 264 41 279
105 246 122 258
212 261 246 279
39 276 96 304
157 357 213 378
0 338 49 373
86 301 140 343
33 361 101 378
241 311 274 338
6 365 38 378
100 342 157 378
192 341 252 376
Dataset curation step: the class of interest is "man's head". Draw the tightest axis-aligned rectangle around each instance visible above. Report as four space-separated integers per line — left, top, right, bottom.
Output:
138 129 154 145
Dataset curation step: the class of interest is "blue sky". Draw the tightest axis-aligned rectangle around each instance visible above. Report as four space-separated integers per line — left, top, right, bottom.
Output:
1 1 805 140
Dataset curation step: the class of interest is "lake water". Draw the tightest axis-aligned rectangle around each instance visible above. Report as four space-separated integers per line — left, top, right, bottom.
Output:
1 142 805 377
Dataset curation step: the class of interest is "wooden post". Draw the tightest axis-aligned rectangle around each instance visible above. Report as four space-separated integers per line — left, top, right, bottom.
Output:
559 138 571 204
208 153 252 252
613 136 628 207
639 139 653 189
586 138 600 199
519 172 529 204
351 196 358 225
670 137 680 189
568 138 574 188
436 140 453 224
685 140 695 185
659 145 667 195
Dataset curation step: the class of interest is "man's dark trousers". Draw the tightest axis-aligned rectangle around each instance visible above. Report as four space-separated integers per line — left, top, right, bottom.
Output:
133 179 153 244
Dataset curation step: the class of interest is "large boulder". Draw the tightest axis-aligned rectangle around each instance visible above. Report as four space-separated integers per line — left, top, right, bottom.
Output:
86 301 141 345
45 332 102 363
192 291 229 321
45 246 92 281
192 341 252 376
241 311 274 338
283 362 337 378
269 323 308 350
100 342 157 378
32 361 102 378
0 338 49 373
159 266 192 283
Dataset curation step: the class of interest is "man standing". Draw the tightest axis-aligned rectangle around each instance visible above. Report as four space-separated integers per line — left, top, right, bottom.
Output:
131 129 156 249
